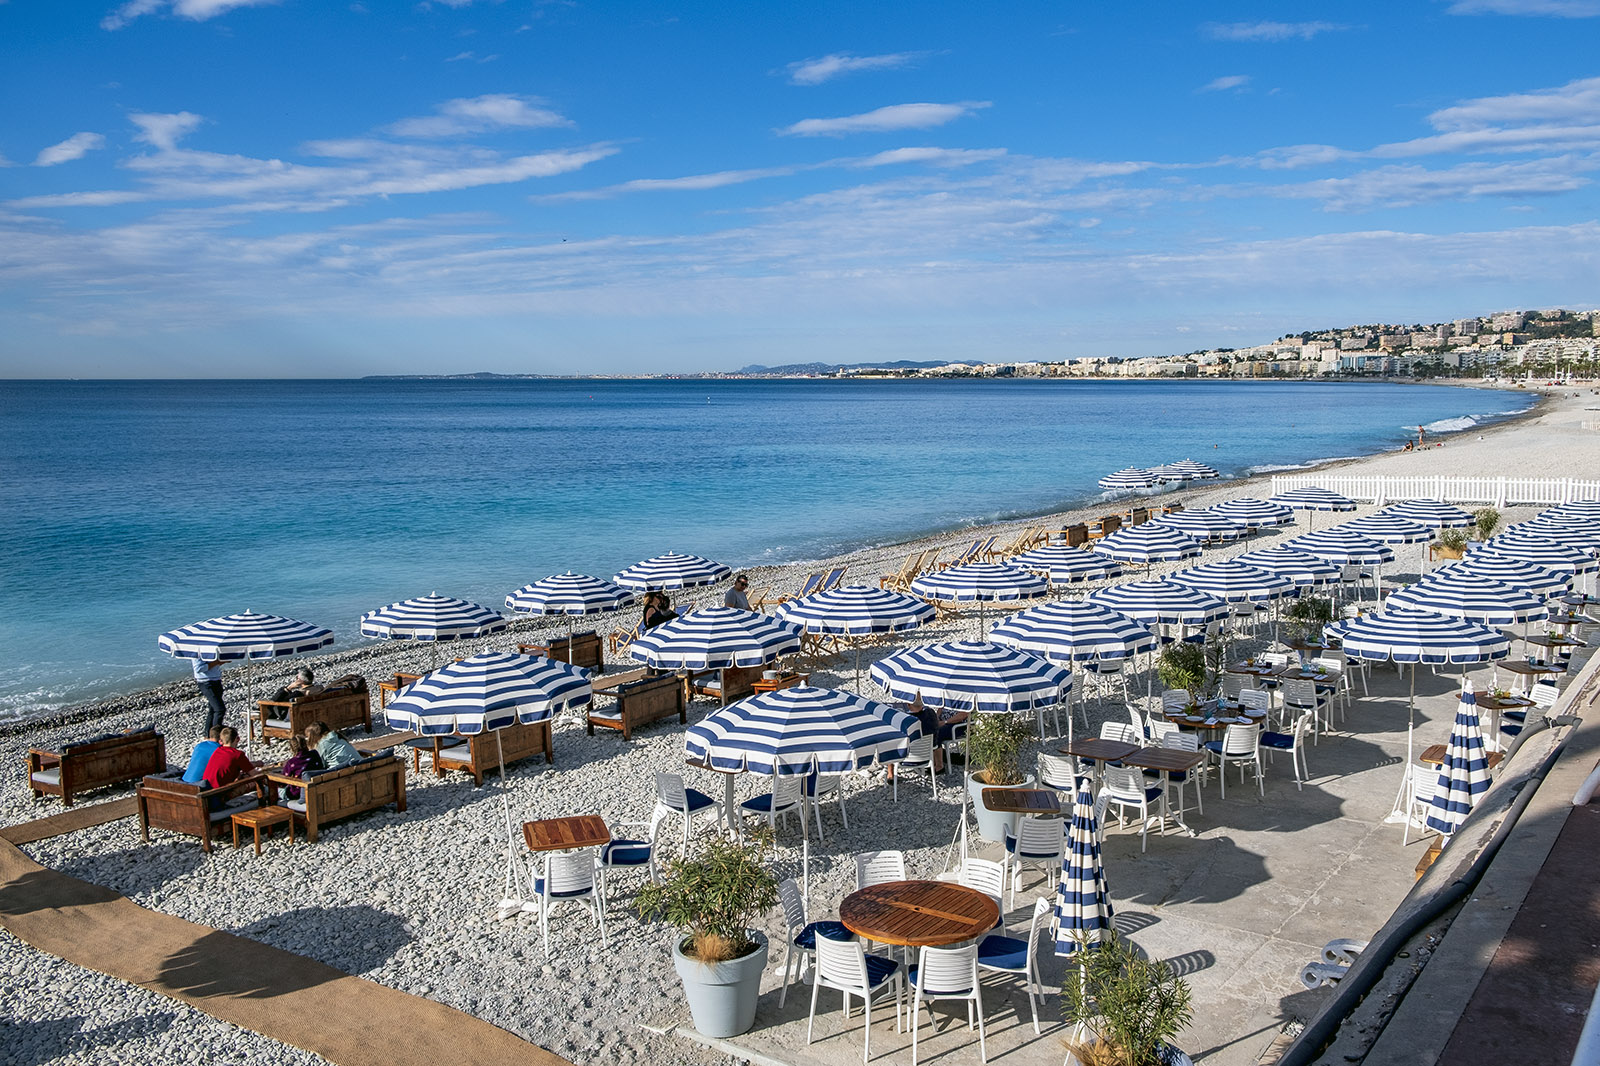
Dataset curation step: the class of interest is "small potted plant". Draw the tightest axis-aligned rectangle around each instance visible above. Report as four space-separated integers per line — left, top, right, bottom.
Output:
1062 931 1195 1066
965 710 1037 843
1473 507 1500 541
1156 643 1207 710
1433 527 1469 560
1284 595 1335 644
636 833 780 1038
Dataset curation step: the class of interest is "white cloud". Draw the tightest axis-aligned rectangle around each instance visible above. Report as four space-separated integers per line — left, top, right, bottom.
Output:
851 147 1006 167
387 94 571 138
102 0 278 30
34 133 106 167
1202 21 1348 41
779 102 989 137
1271 158 1593 210
785 52 924 85
131 111 204 150
1199 75 1251 93
1428 76 1600 130
1447 0 1600 14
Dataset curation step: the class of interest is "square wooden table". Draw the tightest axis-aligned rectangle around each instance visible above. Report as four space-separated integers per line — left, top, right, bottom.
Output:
1419 744 1505 772
1060 738 1140 791
1499 660 1566 681
231 805 295 855
1122 745 1208 835
377 673 423 711
523 814 611 853
980 787 1060 815
751 672 809 695
1521 634 1586 650
589 668 650 698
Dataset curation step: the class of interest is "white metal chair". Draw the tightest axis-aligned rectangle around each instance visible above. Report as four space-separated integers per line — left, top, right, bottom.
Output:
1102 765 1164 852
740 772 805 839
596 819 657 904
1403 763 1437 846
1221 672 1253 701
1127 703 1151 741
977 896 1051 1035
1148 718 1181 744
528 848 605 956
1159 731 1205 818
1311 656 1351 719
1281 678 1329 741
893 735 939 800
777 877 851 1008
1082 657 1132 707
1161 689 1191 715
808 930 905 1062
908 942 986 1066
1260 711 1313 791
1099 721 1141 746
1203 723 1264 798
650 772 723 854
855 849 907 890
1238 687 1271 714
1002 815 1065 910
1036 752 1078 795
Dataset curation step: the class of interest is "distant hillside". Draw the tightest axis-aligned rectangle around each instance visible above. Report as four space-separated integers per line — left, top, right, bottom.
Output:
736 359 978 376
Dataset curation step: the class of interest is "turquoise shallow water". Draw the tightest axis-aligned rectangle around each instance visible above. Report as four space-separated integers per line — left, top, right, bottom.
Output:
0 378 1529 718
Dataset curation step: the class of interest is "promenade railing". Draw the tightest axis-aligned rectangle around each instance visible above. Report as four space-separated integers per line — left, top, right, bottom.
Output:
1267 474 1600 509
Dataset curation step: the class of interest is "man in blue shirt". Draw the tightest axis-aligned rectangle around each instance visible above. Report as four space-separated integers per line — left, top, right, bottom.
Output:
191 656 227 733
180 726 222 784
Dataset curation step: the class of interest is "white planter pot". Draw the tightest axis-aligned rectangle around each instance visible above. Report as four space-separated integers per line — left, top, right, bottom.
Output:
670 930 769 1038
969 771 1036 844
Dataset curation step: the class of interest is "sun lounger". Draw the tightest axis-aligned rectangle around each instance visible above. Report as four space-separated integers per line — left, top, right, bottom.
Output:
762 571 827 608
609 620 644 656
429 721 552 788
28 726 167 808
519 631 603 672
819 566 847 592
268 751 406 842
689 665 765 707
1087 515 1122 541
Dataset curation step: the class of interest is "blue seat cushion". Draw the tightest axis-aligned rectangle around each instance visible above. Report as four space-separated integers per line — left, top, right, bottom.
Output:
600 839 651 866
1501 722 1523 737
815 930 899 987
1202 740 1223 755
977 934 1028 971
1260 732 1294 749
1003 832 1061 860
1500 710 1527 723
741 793 796 814
679 787 716 814
533 878 592 899
794 920 851 950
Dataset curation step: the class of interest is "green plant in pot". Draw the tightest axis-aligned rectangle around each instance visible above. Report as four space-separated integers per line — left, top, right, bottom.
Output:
1473 507 1499 541
1284 594 1334 643
636 833 779 1038
1434 526 1469 559
1156 643 1207 708
1062 931 1195 1066
965 711 1037 843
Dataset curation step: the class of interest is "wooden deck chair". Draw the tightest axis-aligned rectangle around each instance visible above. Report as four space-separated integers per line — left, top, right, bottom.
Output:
820 566 847 591
917 549 944 575
608 619 643 656
881 550 925 590
775 571 826 606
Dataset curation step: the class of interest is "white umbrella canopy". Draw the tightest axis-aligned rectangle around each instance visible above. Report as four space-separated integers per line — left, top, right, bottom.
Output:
628 607 803 670
1086 580 1229 629
1385 571 1549 627
1475 535 1598 578
1209 498 1295 530
506 572 637 617
1168 560 1297 604
1011 546 1124 586
159 610 335 661
1163 458 1220 480
1098 468 1158 491
1381 499 1474 529
1338 513 1433 546
775 584 936 687
910 561 1049 636
613 551 732 591
384 651 592 736
1439 555 1569 599
1093 524 1204 568
1148 509 1248 544
359 593 508 643
869 640 1071 714
1234 546 1342 589
1502 517 1600 552
1283 528 1396 567
1269 486 1357 531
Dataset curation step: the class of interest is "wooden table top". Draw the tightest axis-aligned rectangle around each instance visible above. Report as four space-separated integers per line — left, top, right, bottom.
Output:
1500 660 1566 676
378 673 423 689
1227 661 1284 677
1061 738 1140 762
1521 635 1585 649
1163 705 1267 728
1419 744 1505 771
231 805 293 827
590 667 651 695
1123 746 1208 774
980 787 1061 815
685 757 741 776
752 673 809 692
1475 691 1534 711
840 880 1000 947
523 814 611 852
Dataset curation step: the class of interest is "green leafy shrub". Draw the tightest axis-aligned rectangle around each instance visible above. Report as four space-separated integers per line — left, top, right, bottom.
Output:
966 711 1035 785
1062 931 1194 1066
636 833 778 963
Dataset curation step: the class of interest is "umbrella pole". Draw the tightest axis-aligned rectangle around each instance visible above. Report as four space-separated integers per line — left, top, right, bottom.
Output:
1385 664 1419 824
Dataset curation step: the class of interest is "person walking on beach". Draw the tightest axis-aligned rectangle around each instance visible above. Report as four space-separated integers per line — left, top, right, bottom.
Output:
724 574 752 611
201 726 255 789
306 721 360 770
192 655 227 733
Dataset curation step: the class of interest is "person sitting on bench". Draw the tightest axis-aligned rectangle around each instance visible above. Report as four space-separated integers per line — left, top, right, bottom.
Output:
181 726 222 784
306 721 360 770
269 666 322 703
202 726 255 789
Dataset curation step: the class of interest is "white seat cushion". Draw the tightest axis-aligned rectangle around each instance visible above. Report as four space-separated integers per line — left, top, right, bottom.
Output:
588 709 622 722
265 717 291 730
31 769 61 787
285 797 307 812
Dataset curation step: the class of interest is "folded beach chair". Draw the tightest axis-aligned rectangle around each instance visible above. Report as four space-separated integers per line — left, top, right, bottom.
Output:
880 551 925 591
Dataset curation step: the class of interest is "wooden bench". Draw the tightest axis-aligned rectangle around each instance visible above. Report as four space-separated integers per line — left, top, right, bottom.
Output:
519 631 604 672
257 676 372 744
689 664 765 707
29 728 167 808
431 720 553 787
137 772 268 853
1087 514 1122 541
1124 507 1150 526
268 753 406 843
1059 523 1089 548
587 673 685 741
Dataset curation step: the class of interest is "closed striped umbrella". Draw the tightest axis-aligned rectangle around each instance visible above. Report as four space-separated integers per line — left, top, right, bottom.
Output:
159 611 334 661
775 585 935 636
1098 468 1157 491
628 607 802 670
1164 458 1220 480
1385 571 1548 627
1270 486 1356 531
1441 555 1568 599
1011 545 1124 586
1283 528 1395 567
1169 561 1296 603
1087 580 1229 628
1093 524 1203 566
1056 777 1113 957
613 551 732 591
1210 498 1295 530
1234 546 1342 588
1425 680 1492 839
359 593 508 643
1477 534 1598 577
1381 498 1473 529
910 561 1048 636
869 641 1070 714
383 651 592 737
1338 513 1433 545
1147 509 1248 544
506 572 637 617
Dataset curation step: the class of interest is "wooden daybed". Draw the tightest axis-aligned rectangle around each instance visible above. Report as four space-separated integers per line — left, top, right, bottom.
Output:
29 727 168 808
137 772 268 853
267 752 406 843
518 631 604 672
256 675 372 744
429 720 553 787
587 673 685 741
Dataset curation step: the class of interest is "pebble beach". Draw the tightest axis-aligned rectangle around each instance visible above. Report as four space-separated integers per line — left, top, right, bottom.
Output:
4 382 1595 1066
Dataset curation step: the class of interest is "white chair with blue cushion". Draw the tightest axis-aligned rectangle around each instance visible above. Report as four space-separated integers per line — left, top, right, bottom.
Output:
777 877 851 1007
1158 731 1204 818
1260 711 1312 790
907 941 986 1066
855 849 906 890
1102 765 1164 852
651 772 723 855
1002 815 1064 910
804 772 848 843
1036 752 1078 796
977 896 1052 1035
808 929 905 1062
528 848 605 956
739 772 805 840
1203 723 1263 798
596 819 657 904
893 735 938 800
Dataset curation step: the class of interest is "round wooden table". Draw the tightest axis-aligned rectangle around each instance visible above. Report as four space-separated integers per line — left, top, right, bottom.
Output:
839 880 1000 947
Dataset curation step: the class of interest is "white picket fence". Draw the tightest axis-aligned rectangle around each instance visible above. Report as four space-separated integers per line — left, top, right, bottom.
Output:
1267 474 1600 509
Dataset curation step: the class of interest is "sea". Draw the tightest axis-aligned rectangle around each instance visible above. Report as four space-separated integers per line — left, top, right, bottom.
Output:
0 377 1532 722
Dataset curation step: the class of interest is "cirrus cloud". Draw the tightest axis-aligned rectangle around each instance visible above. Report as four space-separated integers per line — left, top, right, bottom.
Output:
778 102 989 137
35 133 106 167
387 94 572 139
1202 21 1349 41
102 0 280 31
785 51 927 85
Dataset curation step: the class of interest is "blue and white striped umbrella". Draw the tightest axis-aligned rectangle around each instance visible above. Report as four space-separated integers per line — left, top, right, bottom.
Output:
1325 607 1510 666
158 610 335 661
1385 571 1548 627
1087 580 1229 628
1504 517 1600 552
1093 524 1203 565
1425 680 1492 839
1283 528 1395 566
909 562 1049 604
1234 546 1342 588
1549 499 1600 519
1011 545 1124 586
775 584 935 636
989 600 1155 666
629 607 803 670
1337 513 1433 546
1146 464 1186 483
613 551 733 591
869 641 1070 713
1476 534 1598 577
505 572 638 617
1164 458 1220 480
1381 498 1474 530
1147 509 1248 544
1270 486 1358 513
1056 777 1113 957
685 686 920 776
1168 561 1296 603
1441 555 1569 599
1098 467 1157 491
1209 498 1295 530
383 651 592 736
359 593 508 642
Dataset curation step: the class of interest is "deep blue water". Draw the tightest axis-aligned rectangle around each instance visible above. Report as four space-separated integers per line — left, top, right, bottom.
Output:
0 378 1529 718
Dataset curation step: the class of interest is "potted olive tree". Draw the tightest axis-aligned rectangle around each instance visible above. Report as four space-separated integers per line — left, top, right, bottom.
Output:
1156 643 1207 710
1473 507 1500 541
1432 527 1469 560
636 833 779 1038
965 711 1037 843
1062 931 1195 1066
1284 595 1335 643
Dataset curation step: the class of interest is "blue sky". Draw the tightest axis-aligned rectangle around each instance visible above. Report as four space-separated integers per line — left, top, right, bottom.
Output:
2 1 1598 377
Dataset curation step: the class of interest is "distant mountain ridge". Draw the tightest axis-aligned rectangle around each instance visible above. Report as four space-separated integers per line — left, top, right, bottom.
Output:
736 359 978 375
